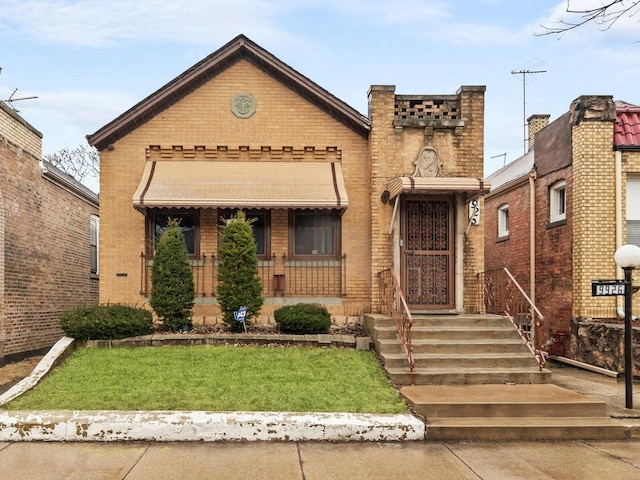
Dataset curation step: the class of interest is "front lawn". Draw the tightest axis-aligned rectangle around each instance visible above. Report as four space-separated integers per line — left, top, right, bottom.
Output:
4 346 408 413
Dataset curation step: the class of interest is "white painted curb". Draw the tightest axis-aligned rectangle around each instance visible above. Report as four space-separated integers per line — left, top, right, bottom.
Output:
0 410 425 442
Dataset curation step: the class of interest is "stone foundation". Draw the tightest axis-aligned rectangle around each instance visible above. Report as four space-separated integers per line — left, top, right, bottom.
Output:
570 318 640 376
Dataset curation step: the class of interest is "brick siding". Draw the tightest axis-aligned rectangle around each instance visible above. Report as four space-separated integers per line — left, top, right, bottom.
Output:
0 104 99 360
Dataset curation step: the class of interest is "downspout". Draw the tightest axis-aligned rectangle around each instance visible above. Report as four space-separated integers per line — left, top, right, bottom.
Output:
616 150 622 255
615 150 625 318
529 171 536 303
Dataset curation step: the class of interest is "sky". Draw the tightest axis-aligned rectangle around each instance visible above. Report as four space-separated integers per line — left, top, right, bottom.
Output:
2 0 640 192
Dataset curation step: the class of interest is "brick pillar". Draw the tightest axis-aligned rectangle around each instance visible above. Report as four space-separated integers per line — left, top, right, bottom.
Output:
570 95 617 318
368 85 397 311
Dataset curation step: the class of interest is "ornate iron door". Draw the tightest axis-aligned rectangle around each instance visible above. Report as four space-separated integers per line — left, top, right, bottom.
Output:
401 197 454 309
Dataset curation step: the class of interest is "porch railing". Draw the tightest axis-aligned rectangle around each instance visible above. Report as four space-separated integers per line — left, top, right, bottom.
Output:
377 268 414 371
466 268 546 369
140 253 345 298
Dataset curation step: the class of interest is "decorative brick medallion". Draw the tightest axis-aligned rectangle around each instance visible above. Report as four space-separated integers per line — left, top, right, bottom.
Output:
230 93 256 118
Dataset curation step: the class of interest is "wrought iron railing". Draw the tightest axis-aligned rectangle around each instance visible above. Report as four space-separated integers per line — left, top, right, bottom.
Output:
140 253 345 298
466 268 546 369
377 268 414 371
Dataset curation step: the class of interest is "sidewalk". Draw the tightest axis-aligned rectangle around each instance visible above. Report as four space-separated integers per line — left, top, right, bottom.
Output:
1 438 640 479
549 359 640 420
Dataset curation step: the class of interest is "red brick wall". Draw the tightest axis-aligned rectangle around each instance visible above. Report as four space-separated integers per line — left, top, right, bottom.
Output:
535 166 573 341
484 180 532 294
1 108 99 360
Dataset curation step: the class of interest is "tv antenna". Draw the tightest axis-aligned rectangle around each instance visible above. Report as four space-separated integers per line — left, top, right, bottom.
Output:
511 65 546 155
491 152 507 167
0 68 38 112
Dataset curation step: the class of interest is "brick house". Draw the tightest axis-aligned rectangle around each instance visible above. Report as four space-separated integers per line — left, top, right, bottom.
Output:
87 35 489 324
485 95 640 359
0 102 99 364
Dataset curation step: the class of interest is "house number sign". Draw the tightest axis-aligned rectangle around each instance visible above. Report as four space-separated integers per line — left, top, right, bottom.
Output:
468 199 480 226
591 280 627 296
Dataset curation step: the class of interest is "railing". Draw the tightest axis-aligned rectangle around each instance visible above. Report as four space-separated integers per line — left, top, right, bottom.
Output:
140 253 345 298
377 268 414 371
466 268 546 369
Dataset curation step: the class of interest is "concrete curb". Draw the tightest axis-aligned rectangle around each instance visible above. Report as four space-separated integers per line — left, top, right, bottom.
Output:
0 337 425 442
0 410 425 442
0 336 76 406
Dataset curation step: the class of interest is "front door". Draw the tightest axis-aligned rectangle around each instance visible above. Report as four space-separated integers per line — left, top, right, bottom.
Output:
401 197 454 310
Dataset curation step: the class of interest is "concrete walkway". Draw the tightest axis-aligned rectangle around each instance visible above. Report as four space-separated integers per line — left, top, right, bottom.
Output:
2 439 640 479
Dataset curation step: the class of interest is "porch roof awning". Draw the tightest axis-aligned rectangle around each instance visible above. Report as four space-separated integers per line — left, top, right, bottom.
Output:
386 176 491 200
133 160 348 210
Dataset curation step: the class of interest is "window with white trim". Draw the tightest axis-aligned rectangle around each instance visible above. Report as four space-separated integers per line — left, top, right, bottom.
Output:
90 215 99 275
497 204 509 238
550 180 567 223
627 176 640 246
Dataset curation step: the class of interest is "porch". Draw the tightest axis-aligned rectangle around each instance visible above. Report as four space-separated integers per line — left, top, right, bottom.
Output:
140 252 346 299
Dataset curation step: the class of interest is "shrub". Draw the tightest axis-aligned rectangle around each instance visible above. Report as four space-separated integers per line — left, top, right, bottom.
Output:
60 304 153 340
218 211 264 332
274 304 331 334
150 218 195 331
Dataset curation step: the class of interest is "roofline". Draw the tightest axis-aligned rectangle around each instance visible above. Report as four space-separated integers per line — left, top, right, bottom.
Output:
87 35 370 150
41 160 99 208
485 169 535 199
0 101 43 139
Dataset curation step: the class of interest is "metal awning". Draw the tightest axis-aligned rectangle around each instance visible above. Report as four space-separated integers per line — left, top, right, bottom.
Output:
133 161 348 210
386 176 491 200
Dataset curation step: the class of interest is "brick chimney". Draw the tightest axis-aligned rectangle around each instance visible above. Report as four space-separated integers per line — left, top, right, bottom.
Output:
527 114 550 150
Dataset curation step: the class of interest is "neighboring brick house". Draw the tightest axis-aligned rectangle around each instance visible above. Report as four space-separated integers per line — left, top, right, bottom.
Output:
485 95 640 356
87 35 489 323
0 101 99 364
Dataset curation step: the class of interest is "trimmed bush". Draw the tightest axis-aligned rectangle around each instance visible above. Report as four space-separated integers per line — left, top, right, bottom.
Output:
150 218 195 331
274 304 331 335
60 304 153 340
218 211 264 332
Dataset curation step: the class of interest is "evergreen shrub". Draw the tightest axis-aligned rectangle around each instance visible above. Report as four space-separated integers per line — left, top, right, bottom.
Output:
274 303 331 334
60 304 153 340
150 218 195 331
217 211 264 332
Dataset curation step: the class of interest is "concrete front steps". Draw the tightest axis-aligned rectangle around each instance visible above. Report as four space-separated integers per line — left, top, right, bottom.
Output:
364 313 551 386
401 384 627 441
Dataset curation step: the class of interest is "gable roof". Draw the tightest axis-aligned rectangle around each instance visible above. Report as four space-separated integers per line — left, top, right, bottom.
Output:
86 35 370 150
615 104 640 149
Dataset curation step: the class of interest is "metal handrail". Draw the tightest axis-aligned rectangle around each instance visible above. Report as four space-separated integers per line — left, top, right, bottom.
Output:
377 268 414 371
479 267 546 369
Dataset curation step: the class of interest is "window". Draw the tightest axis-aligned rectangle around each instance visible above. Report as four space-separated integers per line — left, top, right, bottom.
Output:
220 209 270 257
498 204 509 238
550 180 567 223
148 210 198 256
90 215 99 275
291 209 340 257
627 177 640 246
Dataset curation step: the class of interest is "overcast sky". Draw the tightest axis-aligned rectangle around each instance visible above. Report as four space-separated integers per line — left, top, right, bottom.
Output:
2 0 640 191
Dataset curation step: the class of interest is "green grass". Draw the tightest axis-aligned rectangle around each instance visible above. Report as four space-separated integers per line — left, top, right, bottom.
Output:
4 346 408 414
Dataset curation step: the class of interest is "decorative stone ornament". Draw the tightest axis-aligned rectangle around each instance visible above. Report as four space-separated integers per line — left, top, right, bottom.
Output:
412 145 443 177
230 93 256 118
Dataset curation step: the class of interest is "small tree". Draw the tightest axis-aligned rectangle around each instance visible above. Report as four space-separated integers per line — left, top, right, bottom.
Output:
150 218 195 331
217 211 264 332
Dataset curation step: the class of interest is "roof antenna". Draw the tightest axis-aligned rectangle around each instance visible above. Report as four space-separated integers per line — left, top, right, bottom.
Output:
0 68 39 113
491 153 507 167
511 64 546 155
